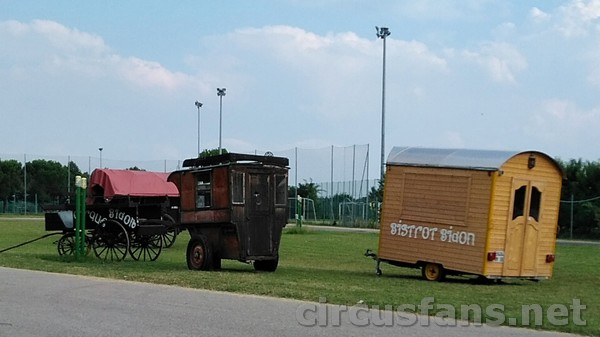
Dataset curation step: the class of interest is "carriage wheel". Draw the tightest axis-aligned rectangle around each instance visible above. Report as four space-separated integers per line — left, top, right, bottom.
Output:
186 235 212 271
57 233 75 256
129 232 163 261
161 214 178 248
58 233 91 256
92 220 129 261
422 263 445 281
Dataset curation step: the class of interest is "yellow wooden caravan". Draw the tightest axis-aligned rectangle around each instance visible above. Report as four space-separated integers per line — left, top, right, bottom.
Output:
375 146 564 281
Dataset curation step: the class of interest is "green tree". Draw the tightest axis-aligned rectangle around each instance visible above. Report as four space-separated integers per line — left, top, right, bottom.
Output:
0 159 23 212
200 148 228 158
26 159 70 204
557 158 600 238
297 179 321 201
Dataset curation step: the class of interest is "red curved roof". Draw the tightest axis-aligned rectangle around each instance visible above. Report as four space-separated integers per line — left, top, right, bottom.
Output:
89 169 180 198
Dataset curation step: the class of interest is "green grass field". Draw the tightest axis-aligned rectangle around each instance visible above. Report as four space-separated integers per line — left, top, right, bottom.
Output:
0 217 598 336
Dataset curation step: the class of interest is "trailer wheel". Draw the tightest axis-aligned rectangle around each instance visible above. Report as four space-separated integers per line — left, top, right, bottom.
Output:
254 257 279 272
422 263 445 281
186 235 212 271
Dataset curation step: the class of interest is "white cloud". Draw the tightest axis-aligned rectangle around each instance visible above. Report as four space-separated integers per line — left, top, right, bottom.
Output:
528 99 600 143
460 42 527 83
116 56 194 91
0 20 192 91
555 0 600 37
530 7 551 21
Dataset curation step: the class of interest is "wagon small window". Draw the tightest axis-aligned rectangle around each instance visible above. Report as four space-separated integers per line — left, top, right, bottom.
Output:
196 172 211 208
232 171 245 204
529 187 541 221
275 174 287 205
512 186 526 220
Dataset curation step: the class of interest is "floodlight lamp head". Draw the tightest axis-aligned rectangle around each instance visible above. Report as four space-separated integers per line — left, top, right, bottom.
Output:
217 88 226 96
376 26 390 39
195 101 203 108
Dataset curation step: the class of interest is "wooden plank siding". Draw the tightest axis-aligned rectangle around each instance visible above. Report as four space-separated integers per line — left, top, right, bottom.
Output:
378 151 562 279
378 166 492 275
483 153 562 277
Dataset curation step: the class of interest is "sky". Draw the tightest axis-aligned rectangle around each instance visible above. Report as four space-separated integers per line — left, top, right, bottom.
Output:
1 0 600 179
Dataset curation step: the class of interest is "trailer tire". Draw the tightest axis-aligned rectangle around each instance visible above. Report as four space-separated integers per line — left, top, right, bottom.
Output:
254 257 279 272
186 235 213 271
422 263 445 282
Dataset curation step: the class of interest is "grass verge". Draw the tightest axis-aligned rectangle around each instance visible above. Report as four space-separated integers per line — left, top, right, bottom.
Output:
0 218 597 336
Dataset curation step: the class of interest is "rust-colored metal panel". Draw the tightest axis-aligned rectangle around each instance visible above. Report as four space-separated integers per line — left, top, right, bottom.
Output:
212 167 229 209
181 209 231 224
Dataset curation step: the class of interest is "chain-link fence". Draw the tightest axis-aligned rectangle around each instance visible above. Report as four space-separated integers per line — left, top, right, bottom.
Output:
1 146 381 226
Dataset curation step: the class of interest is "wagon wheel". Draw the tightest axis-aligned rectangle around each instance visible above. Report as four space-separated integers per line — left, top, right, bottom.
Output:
253 257 279 272
57 233 75 256
422 263 446 281
161 214 178 248
58 233 92 256
186 235 212 271
129 232 163 261
92 220 129 261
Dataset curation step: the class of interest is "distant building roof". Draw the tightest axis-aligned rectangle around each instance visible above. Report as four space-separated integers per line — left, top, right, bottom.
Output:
386 147 523 171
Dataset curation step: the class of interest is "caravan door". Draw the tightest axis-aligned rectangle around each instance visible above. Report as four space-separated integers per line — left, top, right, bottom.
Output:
246 172 273 256
504 178 544 276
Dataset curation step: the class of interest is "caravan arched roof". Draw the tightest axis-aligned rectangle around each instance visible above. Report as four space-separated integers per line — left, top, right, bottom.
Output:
386 146 561 173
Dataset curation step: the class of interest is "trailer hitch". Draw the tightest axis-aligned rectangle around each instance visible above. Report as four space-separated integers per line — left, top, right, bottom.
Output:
364 249 382 276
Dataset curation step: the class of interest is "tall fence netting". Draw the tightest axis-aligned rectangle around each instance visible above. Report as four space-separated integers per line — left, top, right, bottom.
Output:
1 146 381 227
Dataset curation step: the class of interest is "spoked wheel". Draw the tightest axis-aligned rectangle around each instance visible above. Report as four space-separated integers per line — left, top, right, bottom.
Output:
186 235 212 271
57 233 75 256
422 262 446 281
92 220 129 261
129 232 163 261
58 233 92 256
161 214 178 248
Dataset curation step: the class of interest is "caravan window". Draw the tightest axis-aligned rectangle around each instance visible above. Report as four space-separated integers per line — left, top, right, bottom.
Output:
232 171 245 204
529 187 541 221
196 172 212 208
275 174 287 205
512 186 526 219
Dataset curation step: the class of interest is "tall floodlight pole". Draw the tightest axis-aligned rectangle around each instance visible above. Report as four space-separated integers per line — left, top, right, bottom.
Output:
98 147 103 168
217 88 226 155
195 101 203 156
376 26 390 182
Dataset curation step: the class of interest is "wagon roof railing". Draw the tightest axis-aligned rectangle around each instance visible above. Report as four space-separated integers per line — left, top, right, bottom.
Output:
182 153 289 168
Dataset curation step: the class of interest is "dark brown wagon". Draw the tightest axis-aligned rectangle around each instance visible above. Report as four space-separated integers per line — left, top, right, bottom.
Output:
168 152 289 272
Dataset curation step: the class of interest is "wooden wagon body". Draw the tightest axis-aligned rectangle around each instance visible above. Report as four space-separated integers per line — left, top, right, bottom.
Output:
168 153 289 272
375 146 564 281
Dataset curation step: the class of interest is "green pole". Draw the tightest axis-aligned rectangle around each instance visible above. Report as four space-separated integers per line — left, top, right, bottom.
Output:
74 176 82 259
79 177 87 257
296 196 303 228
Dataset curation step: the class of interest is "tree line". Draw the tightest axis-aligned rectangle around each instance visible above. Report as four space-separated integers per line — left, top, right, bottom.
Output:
1 157 600 238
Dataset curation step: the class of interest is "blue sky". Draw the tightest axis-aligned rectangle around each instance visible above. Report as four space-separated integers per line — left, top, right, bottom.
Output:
1 0 599 178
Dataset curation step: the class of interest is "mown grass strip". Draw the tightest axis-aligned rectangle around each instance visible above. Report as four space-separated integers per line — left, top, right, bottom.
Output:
0 218 597 336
